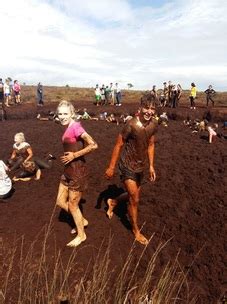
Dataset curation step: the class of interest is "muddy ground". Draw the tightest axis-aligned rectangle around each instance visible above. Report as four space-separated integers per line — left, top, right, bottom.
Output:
0 100 226 303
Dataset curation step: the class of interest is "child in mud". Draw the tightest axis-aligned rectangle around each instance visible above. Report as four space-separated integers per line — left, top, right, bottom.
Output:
105 94 158 245
204 85 216 107
8 132 54 180
106 113 119 125
55 100 98 247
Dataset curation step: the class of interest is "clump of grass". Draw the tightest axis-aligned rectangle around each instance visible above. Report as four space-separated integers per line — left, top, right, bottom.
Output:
1 212 198 304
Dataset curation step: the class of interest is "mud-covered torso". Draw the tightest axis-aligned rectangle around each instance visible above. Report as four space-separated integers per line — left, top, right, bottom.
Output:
119 117 157 173
62 122 88 181
13 142 30 160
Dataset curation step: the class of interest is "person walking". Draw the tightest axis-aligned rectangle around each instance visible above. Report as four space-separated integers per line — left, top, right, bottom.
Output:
55 100 98 247
105 94 158 245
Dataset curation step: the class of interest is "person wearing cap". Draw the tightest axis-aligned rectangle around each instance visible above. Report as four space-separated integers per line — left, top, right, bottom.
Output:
105 94 158 245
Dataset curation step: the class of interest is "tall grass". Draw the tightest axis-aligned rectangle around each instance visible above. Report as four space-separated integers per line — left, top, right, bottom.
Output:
1 211 198 304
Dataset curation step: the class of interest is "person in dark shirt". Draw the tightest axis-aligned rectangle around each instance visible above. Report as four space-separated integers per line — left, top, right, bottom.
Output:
105 94 158 245
204 85 216 107
37 82 44 106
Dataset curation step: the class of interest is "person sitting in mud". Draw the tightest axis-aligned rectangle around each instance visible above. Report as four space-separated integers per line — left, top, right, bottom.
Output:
120 113 133 124
12 160 41 182
159 112 168 127
55 100 98 247
106 113 119 125
207 123 218 144
0 160 13 199
80 108 98 121
8 132 55 177
37 111 58 121
105 94 158 245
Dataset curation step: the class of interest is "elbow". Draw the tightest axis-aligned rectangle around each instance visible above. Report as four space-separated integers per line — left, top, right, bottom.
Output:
93 142 98 150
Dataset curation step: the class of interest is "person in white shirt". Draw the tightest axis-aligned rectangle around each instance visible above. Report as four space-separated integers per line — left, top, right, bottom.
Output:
0 160 13 199
115 83 122 106
4 79 11 107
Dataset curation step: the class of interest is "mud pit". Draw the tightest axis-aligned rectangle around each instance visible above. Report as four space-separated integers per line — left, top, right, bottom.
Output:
0 101 226 303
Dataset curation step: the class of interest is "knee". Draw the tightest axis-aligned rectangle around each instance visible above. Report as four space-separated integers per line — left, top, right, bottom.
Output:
68 200 79 212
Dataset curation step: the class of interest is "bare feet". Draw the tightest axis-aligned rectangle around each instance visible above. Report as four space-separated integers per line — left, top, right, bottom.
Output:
106 199 116 219
71 218 89 234
66 234 86 247
135 233 149 245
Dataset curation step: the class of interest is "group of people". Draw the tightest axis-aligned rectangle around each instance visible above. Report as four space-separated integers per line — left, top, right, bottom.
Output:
1 97 158 249
146 82 217 110
0 78 21 112
94 83 122 106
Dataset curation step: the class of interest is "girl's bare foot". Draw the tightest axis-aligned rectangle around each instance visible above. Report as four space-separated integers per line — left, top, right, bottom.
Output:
66 234 86 247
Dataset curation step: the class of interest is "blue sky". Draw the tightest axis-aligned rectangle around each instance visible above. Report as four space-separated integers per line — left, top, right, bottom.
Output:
1 0 227 91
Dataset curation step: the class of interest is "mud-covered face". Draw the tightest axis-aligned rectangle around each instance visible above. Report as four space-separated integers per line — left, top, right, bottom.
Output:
139 105 155 123
57 106 73 126
14 135 23 144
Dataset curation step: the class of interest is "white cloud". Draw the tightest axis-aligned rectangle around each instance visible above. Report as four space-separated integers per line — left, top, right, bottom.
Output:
0 0 227 90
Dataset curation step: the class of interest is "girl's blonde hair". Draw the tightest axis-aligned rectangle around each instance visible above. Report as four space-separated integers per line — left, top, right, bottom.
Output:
14 132 25 142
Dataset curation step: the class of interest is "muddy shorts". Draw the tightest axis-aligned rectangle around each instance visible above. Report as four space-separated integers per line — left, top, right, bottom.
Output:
60 174 88 192
119 164 143 186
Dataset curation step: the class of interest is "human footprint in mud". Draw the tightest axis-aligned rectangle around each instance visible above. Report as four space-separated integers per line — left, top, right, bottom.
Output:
56 100 98 248
105 94 158 245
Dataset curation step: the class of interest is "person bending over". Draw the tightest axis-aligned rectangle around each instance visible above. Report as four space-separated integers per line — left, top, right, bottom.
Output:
105 94 158 245
55 100 98 247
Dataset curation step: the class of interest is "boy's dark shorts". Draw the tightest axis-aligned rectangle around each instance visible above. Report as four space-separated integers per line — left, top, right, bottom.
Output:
119 164 143 186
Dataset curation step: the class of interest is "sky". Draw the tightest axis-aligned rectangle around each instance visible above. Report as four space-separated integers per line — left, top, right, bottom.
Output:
1 0 227 90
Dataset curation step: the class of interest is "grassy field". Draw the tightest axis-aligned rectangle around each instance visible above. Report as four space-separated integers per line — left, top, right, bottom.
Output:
21 85 227 107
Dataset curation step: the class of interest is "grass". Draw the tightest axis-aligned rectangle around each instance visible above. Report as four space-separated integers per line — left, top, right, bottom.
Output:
1 210 198 304
20 85 227 107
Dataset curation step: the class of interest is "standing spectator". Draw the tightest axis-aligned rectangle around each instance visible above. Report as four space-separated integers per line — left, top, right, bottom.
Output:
167 80 172 107
171 84 178 108
37 82 44 106
105 85 110 105
176 84 182 106
189 82 197 109
109 83 115 105
3 79 11 107
94 84 101 106
204 85 216 107
115 83 122 106
163 82 168 107
100 84 106 105
0 78 4 106
13 80 21 104
150 85 158 105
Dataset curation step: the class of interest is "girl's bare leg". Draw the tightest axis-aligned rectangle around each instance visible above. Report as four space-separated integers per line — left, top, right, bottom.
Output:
67 190 86 247
56 183 69 212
